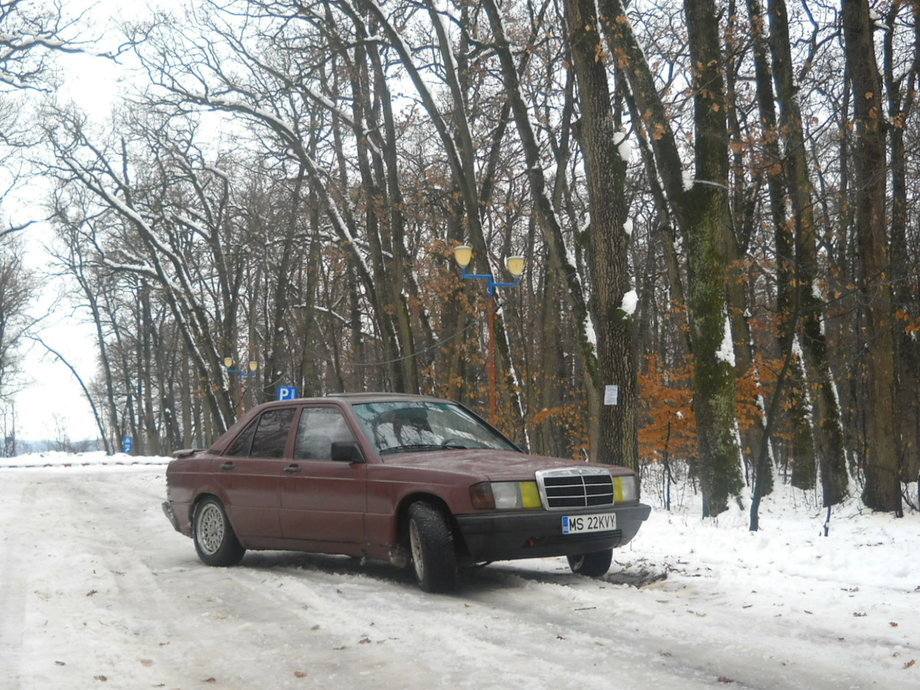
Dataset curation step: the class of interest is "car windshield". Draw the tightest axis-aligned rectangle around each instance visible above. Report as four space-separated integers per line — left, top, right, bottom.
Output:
351 401 519 455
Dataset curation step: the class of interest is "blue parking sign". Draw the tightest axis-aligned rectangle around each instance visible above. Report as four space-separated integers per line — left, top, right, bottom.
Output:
277 385 300 401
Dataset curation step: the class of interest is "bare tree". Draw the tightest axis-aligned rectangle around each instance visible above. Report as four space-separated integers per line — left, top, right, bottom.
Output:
0 238 33 401
43 105 243 433
564 0 638 470
599 0 744 515
842 0 901 514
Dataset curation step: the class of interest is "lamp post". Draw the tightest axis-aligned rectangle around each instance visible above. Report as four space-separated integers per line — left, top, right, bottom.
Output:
453 245 526 424
224 357 258 417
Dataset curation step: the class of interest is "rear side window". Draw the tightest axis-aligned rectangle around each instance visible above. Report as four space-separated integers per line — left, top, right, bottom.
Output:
226 408 295 458
225 423 257 457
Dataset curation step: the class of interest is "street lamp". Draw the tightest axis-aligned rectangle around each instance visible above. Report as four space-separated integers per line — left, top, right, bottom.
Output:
453 245 526 423
224 357 258 416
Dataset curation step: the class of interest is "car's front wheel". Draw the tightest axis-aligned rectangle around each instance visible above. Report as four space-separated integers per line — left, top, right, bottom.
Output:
408 502 458 593
567 548 613 577
193 497 245 567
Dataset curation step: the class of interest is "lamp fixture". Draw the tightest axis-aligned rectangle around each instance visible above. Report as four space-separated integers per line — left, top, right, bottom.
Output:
453 244 473 269
506 256 526 278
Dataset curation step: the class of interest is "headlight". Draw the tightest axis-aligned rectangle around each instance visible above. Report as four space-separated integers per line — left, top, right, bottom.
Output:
470 481 542 510
613 474 638 502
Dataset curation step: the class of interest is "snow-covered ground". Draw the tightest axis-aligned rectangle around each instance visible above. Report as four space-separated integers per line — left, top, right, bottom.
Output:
1 453 917 689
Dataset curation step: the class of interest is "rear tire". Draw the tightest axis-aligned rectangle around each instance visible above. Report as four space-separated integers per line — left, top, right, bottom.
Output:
567 549 612 577
408 502 458 593
193 497 245 567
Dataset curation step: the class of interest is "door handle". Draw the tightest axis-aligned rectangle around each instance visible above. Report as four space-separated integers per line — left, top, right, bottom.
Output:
283 464 301 474
220 462 236 471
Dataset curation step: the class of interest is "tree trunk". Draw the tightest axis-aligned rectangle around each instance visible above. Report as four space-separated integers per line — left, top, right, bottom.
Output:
565 0 638 470
599 0 743 514
842 0 901 514
883 2 920 483
724 4 772 495
765 0 848 506
482 0 606 460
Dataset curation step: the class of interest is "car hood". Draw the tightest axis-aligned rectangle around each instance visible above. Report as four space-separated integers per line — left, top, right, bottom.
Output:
376 449 629 481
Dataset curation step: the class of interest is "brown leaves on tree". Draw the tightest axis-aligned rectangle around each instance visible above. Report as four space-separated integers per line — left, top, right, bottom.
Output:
638 354 696 462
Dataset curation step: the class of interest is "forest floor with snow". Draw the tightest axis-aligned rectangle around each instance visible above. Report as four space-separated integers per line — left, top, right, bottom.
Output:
1 453 917 689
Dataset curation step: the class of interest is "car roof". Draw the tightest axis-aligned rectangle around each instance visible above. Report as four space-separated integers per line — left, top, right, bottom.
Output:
325 392 446 403
204 393 515 455
244 392 448 412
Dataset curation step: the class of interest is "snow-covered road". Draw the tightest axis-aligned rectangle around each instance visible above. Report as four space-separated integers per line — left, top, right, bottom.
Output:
1 461 917 689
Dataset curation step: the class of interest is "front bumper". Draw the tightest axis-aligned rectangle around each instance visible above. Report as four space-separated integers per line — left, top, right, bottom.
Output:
454 502 651 562
162 500 181 533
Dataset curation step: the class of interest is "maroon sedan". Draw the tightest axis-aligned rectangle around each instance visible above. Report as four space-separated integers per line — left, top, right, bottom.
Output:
162 393 651 592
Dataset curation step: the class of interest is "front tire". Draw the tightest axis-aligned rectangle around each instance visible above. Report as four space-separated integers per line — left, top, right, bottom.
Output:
408 502 458 593
567 549 612 577
193 497 245 567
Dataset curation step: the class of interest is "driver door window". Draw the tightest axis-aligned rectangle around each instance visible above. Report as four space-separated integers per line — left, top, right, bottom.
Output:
294 407 356 460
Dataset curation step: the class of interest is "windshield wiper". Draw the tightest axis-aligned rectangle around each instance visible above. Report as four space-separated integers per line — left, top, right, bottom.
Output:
379 443 468 455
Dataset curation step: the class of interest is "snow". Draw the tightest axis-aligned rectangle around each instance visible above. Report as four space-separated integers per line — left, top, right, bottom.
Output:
1 453 918 689
584 315 597 349
812 279 823 301
614 129 636 164
716 315 735 366
620 289 638 316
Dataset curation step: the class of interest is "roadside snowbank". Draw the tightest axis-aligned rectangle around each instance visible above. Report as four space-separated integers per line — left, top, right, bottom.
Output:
0 451 169 468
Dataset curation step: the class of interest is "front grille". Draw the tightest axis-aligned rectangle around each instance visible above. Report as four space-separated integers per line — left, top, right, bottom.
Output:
536 468 615 509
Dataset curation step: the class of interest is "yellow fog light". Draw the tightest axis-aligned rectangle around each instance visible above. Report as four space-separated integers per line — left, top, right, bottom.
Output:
520 481 541 508
613 475 638 502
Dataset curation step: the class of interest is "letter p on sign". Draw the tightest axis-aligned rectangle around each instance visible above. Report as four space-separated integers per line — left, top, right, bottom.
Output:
277 386 300 401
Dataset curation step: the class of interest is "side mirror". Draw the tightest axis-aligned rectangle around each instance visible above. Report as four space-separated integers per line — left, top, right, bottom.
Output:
331 441 366 464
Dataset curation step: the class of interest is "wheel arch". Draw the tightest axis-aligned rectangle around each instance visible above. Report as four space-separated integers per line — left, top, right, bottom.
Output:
190 491 245 545
395 492 469 558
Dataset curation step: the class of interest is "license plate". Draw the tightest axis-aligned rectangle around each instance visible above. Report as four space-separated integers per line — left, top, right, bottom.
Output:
561 513 616 535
